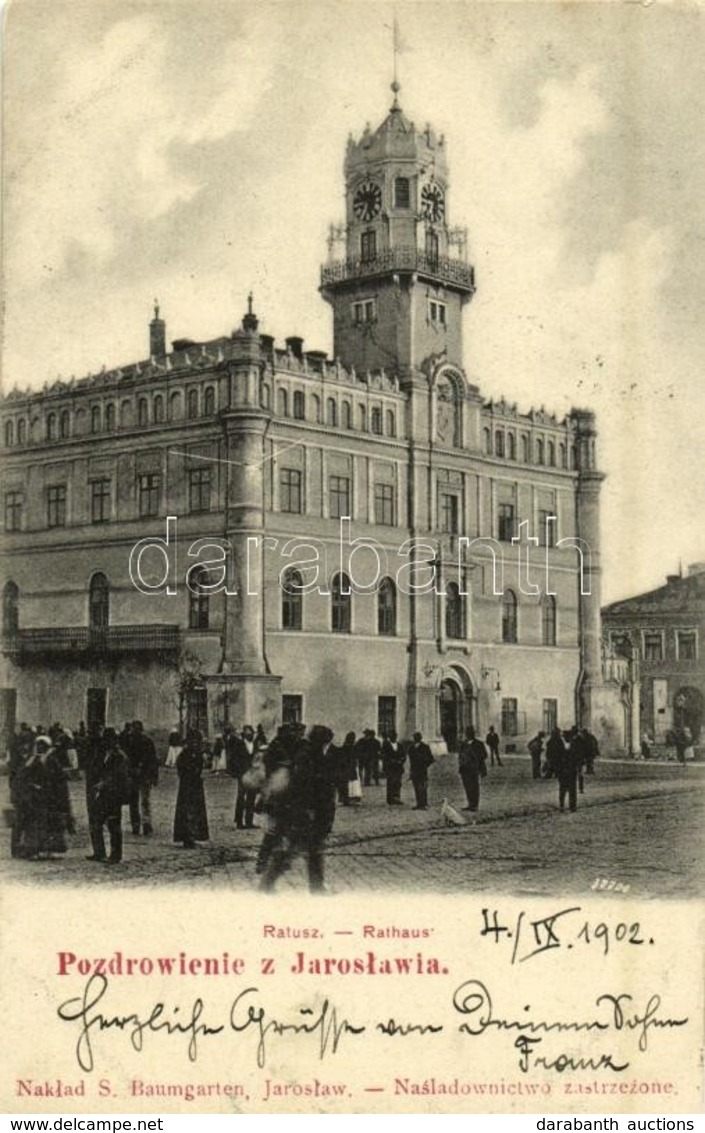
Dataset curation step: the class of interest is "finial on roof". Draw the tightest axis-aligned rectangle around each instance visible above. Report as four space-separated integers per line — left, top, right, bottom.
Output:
154 298 160 320
242 291 259 332
391 16 402 110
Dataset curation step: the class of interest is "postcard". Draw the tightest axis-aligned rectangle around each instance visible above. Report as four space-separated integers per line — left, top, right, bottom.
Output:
1 0 703 1116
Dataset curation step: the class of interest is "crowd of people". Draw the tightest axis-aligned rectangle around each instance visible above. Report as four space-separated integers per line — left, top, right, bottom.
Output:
4 717 604 888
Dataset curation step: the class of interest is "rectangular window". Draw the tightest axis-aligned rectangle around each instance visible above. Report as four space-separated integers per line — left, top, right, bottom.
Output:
4 491 22 532
361 230 376 262
542 698 558 734
428 300 446 325
537 510 556 547
138 473 160 518
282 694 303 725
501 698 518 737
643 632 664 662
186 686 208 736
280 468 302 514
440 493 459 534
90 478 111 524
329 475 350 519
394 178 410 209
353 299 376 325
378 696 397 738
677 630 697 661
498 502 515 543
47 484 67 528
374 483 395 526
188 467 212 513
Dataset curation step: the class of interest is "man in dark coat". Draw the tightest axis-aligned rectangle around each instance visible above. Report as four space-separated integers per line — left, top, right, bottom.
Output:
87 728 131 864
360 729 382 786
528 731 545 780
228 725 257 828
260 725 336 893
458 727 488 812
173 729 209 848
554 728 581 813
128 720 159 836
407 732 434 810
485 725 503 767
544 727 565 780
381 731 405 805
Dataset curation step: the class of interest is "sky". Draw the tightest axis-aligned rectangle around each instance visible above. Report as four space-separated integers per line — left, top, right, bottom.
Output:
2 0 704 605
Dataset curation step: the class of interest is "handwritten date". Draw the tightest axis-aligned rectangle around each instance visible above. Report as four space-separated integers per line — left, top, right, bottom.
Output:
480 907 654 963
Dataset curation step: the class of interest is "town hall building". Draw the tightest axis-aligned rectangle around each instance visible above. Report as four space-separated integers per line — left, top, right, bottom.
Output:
0 84 613 752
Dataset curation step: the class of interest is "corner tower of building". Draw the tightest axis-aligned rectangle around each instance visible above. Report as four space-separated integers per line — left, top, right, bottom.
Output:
320 85 475 382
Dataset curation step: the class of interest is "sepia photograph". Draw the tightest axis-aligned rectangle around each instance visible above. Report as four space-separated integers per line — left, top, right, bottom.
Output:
1 0 703 1116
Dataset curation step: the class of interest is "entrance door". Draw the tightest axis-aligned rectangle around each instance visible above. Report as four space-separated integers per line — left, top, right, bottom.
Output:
439 679 461 752
86 688 107 732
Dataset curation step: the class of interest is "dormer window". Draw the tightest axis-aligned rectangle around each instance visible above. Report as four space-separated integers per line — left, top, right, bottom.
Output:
394 177 410 209
361 230 376 262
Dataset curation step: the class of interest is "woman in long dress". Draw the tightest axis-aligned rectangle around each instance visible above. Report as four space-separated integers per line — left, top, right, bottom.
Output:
173 729 209 848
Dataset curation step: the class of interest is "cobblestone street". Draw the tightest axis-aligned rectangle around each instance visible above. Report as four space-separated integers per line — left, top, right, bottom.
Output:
3 756 704 898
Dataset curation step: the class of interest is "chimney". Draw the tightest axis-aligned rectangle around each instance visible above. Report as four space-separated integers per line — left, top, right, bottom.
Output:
666 574 681 586
150 300 166 359
259 334 275 360
285 336 304 360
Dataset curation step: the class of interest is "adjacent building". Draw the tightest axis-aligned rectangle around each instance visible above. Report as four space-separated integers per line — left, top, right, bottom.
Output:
0 86 612 751
603 565 705 745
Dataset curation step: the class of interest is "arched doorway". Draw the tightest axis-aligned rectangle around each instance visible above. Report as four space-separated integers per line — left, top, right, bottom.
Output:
438 667 475 752
673 686 704 742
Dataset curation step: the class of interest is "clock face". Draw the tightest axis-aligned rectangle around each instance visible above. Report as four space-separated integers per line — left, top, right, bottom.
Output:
421 182 445 222
353 180 382 222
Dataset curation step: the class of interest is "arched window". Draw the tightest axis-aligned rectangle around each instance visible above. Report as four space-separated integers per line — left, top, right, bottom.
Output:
311 394 321 423
60 410 70 439
378 577 397 636
570 444 578 470
187 388 199 419
495 430 505 458
293 390 305 420
521 434 530 462
188 566 210 630
260 382 271 409
386 409 396 437
358 404 367 431
3 581 19 636
343 401 352 429
278 388 289 417
203 386 215 416
282 568 303 631
371 407 382 435
120 399 133 428
17 419 26 444
153 395 164 424
484 427 492 454
542 594 556 646
502 589 518 644
536 438 544 465
168 391 182 421
138 398 148 428
327 398 337 427
331 572 351 634
547 440 556 467
508 433 516 460
46 413 57 441
91 406 101 433
425 229 439 265
89 572 110 631
105 403 116 431
559 443 567 469
4 420 13 447
445 582 464 640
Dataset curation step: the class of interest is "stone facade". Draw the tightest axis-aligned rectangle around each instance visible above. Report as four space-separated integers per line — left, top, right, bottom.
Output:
0 93 608 752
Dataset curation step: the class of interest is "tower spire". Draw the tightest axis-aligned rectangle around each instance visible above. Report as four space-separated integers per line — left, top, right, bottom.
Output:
391 15 401 109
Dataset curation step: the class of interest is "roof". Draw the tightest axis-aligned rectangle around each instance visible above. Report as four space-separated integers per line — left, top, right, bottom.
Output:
603 572 705 618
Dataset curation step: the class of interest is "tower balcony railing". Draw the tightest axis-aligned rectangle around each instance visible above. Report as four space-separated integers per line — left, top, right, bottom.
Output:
3 624 182 659
320 246 475 292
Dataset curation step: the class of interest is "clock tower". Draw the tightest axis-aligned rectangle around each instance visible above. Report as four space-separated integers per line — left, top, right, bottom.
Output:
320 83 475 383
